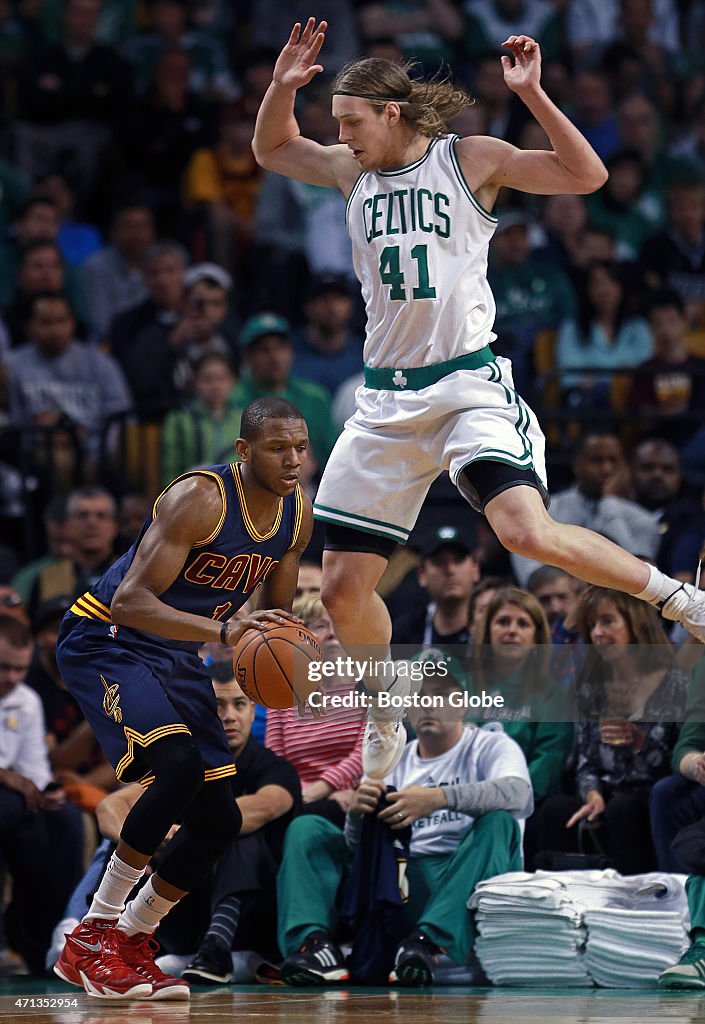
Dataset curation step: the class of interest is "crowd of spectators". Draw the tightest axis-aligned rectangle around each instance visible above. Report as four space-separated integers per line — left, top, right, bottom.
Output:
2 0 705 988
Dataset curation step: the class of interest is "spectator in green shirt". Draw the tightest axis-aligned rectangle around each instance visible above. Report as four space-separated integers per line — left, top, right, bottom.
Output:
235 313 338 473
467 586 574 866
160 351 244 486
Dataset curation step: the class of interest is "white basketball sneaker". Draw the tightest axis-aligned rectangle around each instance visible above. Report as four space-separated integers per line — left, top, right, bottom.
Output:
661 582 705 643
362 669 421 779
362 718 407 779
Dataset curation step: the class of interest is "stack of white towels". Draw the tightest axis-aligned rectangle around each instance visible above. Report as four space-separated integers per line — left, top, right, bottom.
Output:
468 870 689 987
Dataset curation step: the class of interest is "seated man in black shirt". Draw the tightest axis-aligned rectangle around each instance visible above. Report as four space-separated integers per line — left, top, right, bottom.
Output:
391 525 480 650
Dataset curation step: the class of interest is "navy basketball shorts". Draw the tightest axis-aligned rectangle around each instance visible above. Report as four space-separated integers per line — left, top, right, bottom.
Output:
57 614 235 785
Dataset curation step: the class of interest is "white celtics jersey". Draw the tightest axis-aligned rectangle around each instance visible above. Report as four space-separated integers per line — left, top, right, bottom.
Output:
346 134 498 370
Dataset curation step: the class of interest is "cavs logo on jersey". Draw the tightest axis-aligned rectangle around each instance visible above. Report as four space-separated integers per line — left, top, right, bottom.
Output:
101 674 123 723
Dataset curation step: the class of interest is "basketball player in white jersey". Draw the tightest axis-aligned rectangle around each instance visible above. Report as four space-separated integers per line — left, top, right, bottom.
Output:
253 19 705 778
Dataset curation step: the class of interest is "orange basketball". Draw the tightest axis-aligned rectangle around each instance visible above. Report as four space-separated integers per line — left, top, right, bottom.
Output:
232 622 323 708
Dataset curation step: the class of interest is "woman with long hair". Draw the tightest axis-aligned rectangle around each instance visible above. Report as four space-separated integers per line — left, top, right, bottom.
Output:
556 259 653 407
469 587 574 865
538 586 688 874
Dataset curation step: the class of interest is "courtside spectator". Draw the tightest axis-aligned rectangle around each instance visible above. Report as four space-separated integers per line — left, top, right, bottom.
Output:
265 593 364 829
277 670 531 987
538 588 687 875
0 615 84 972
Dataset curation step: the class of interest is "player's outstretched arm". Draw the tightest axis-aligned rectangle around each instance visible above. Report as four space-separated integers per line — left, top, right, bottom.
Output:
458 36 607 199
111 476 298 645
252 18 357 190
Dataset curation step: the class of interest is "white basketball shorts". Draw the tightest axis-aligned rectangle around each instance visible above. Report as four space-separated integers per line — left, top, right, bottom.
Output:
313 355 547 544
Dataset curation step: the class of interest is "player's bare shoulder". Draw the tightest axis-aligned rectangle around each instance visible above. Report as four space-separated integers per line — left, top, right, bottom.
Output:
154 473 225 547
455 135 510 179
454 134 513 204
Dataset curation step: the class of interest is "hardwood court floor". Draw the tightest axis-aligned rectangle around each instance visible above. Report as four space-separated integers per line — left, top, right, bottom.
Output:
3 980 705 1024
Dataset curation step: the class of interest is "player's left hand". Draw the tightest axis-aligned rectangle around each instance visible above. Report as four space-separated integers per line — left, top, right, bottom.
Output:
379 784 447 829
500 36 542 95
223 608 303 645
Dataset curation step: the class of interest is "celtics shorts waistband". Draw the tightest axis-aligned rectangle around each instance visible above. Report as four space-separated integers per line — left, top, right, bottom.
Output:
363 346 494 390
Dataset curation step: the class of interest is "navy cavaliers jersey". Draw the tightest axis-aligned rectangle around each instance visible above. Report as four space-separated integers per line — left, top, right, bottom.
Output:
69 463 304 651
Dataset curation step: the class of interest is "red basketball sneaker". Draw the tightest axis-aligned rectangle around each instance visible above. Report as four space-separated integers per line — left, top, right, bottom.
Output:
54 921 152 999
117 932 190 1000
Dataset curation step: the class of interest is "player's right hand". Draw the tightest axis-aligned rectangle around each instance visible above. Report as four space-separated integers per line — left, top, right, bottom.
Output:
223 609 303 645
273 18 327 91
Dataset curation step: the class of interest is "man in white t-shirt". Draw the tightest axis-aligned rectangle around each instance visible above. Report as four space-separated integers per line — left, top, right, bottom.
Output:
276 671 532 986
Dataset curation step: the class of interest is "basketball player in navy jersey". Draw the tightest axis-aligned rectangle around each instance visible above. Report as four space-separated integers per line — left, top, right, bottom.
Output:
53 397 312 1000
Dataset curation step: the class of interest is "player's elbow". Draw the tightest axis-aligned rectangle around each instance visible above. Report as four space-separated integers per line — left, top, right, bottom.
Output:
251 138 281 171
251 139 269 169
578 163 608 193
110 584 136 625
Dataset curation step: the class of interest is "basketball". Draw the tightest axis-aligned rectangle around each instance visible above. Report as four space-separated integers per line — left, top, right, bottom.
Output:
232 623 323 708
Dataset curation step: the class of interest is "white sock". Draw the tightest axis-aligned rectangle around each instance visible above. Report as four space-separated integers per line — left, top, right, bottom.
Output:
118 876 178 937
632 564 683 605
369 657 422 721
85 853 146 923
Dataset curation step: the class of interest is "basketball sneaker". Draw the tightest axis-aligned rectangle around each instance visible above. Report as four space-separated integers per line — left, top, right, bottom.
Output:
389 931 442 987
658 943 705 989
362 668 419 778
45 917 79 971
54 921 152 999
281 931 349 986
660 582 705 643
182 934 233 985
362 718 407 779
117 932 190 1000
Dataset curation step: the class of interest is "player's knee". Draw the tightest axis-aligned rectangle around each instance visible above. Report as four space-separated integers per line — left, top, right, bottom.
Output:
493 518 550 561
145 734 205 798
320 571 358 623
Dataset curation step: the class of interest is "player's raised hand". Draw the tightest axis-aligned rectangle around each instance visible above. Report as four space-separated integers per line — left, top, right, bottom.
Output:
273 18 327 91
500 35 542 95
